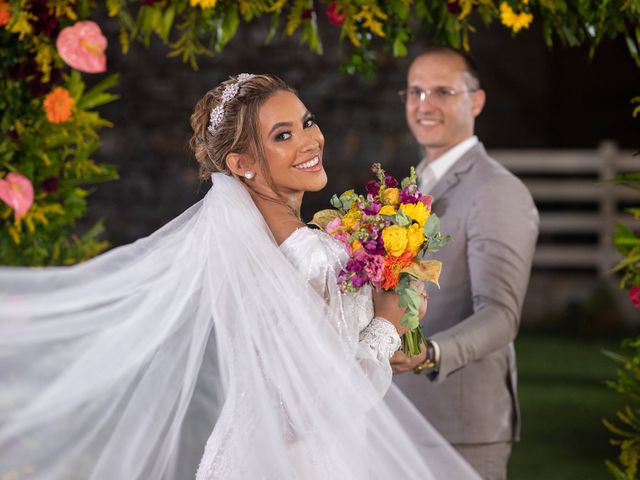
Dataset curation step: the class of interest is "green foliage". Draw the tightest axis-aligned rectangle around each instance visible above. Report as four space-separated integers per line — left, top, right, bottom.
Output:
103 0 640 74
605 338 640 479
613 222 640 290
1 15 119 266
422 213 451 255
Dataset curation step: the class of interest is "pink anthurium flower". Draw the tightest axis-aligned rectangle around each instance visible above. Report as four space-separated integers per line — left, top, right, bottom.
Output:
56 20 107 73
0 172 34 219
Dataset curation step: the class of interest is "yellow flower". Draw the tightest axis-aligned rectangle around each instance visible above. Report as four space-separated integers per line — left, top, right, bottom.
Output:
382 225 408 257
379 205 397 216
43 87 74 123
353 4 388 38
351 239 363 251
382 187 400 206
407 223 424 255
456 0 474 20
35 42 53 83
400 202 430 227
190 0 217 9
499 2 533 33
7 10 36 39
342 206 361 230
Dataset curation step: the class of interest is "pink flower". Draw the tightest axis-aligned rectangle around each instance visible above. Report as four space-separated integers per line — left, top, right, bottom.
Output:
56 21 107 73
326 217 343 234
331 231 350 248
0 172 34 219
630 286 640 308
361 253 385 287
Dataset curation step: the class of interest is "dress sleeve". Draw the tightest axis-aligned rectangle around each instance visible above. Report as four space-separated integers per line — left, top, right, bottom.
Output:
279 228 400 395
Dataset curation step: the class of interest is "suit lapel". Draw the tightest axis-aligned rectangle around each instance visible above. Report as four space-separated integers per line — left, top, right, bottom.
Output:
428 143 486 201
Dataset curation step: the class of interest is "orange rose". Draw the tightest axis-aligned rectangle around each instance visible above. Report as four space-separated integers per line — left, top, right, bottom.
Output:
43 87 74 123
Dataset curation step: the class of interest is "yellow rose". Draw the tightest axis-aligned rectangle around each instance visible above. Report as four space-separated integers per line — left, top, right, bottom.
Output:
407 223 425 254
400 202 430 227
382 188 400 206
382 225 408 257
342 207 361 230
351 239 363 251
379 205 397 216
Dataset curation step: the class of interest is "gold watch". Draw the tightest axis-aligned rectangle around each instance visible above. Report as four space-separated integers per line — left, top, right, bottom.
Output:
413 341 437 374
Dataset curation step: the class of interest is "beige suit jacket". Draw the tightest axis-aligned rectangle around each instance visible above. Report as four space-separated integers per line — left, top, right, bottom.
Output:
394 143 539 444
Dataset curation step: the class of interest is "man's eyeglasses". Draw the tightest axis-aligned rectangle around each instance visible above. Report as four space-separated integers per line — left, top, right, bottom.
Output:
398 86 478 106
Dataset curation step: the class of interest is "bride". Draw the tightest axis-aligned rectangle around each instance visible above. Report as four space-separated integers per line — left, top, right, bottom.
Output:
0 73 479 479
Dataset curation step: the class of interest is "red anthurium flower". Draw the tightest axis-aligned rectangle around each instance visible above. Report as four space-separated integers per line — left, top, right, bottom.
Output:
0 172 34 219
56 21 107 73
326 2 345 26
630 286 640 308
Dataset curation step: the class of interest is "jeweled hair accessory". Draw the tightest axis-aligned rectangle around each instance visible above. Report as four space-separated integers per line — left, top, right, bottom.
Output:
208 73 255 134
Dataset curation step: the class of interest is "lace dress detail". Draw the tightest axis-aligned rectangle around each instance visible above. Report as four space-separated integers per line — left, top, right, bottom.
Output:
279 227 400 366
359 316 402 361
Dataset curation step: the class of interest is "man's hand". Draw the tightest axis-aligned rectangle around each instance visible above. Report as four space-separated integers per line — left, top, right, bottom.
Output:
390 342 427 374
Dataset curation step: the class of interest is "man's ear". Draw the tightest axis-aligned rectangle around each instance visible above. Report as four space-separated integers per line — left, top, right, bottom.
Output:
471 89 486 118
225 153 254 177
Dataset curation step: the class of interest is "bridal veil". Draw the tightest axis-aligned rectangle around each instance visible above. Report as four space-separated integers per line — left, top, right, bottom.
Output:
0 173 478 479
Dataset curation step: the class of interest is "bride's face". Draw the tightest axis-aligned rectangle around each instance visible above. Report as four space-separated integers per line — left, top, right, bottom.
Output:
257 90 327 195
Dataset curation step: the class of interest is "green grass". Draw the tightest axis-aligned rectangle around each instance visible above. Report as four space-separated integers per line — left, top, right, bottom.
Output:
509 332 629 480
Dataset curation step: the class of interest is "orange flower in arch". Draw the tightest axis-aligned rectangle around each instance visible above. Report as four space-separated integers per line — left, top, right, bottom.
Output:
0 1 11 27
43 87 74 123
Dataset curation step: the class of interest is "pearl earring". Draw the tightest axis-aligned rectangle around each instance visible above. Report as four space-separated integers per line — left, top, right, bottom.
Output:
244 171 255 180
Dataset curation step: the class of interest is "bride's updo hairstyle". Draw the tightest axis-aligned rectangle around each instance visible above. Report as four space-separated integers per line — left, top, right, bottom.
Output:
189 74 296 190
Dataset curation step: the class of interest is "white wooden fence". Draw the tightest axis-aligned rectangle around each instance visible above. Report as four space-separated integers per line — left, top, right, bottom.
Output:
492 141 640 277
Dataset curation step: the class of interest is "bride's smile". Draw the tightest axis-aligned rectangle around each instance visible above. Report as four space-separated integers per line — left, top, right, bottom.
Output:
257 90 327 195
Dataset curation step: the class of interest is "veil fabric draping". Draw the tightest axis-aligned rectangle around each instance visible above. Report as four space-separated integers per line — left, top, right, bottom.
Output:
0 173 479 479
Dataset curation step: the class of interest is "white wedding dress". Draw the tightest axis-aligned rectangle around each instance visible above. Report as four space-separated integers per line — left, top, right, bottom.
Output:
0 173 479 479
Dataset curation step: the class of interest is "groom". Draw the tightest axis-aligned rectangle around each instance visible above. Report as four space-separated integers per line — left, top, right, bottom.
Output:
390 47 539 480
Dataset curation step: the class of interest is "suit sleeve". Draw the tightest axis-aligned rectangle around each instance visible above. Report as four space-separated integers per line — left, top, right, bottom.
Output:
430 174 539 381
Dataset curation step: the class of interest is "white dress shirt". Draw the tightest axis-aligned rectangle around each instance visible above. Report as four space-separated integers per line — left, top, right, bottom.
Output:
416 136 478 193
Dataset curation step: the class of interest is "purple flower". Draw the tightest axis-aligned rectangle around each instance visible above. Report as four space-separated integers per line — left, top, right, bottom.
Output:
345 258 365 273
41 176 59 193
399 185 419 204
351 271 369 288
362 237 384 255
363 201 381 215
365 180 380 196
385 176 399 188
30 0 59 36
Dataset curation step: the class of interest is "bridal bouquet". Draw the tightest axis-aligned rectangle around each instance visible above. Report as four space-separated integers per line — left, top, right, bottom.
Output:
311 163 450 356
